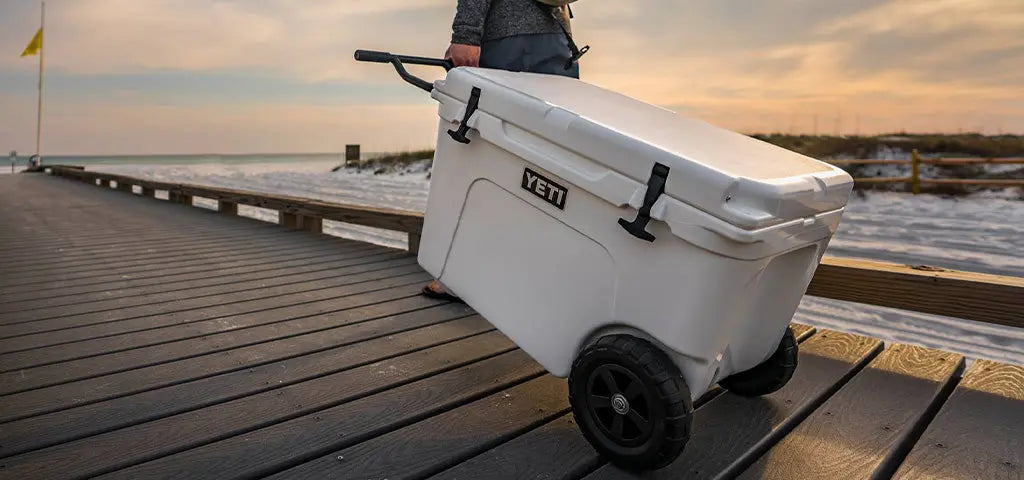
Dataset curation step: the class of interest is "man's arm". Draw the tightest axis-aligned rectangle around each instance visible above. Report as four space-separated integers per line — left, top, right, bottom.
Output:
448 0 490 67
452 0 491 46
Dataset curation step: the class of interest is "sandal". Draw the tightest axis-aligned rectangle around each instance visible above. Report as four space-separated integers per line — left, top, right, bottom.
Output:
421 280 464 303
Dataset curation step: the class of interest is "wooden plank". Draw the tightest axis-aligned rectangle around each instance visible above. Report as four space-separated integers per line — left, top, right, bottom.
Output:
735 344 964 479
919 157 1024 165
0 284 441 384
919 178 1024 187
0 239 369 291
266 375 568 480
429 324 817 480
3 332 529 480
808 257 1024 328
0 304 478 458
0 254 415 326
0 231 313 278
0 249 400 315
853 177 912 184
583 330 883 480
430 414 601 480
0 270 426 356
0 262 424 355
1 281 428 370
0 243 383 303
892 359 1024 480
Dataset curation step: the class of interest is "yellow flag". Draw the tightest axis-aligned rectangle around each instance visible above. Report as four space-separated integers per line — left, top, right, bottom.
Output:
21 28 43 57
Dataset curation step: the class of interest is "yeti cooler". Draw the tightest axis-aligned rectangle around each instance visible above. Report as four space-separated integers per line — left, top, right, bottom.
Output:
354 50 854 470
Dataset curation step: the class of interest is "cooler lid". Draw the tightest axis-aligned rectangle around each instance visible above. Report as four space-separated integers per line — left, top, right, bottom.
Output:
434 68 853 230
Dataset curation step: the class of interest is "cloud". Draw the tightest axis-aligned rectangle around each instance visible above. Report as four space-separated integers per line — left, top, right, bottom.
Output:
1 0 1022 154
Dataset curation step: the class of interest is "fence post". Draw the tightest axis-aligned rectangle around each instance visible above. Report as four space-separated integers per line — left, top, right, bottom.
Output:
911 149 921 195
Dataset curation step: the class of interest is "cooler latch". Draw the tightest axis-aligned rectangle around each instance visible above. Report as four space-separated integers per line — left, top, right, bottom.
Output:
447 87 481 144
618 163 670 242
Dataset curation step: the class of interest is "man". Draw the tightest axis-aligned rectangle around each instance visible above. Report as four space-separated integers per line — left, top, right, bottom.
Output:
422 0 582 301
446 0 580 77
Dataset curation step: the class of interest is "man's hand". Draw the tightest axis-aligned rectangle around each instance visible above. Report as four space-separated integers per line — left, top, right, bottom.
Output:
445 43 480 67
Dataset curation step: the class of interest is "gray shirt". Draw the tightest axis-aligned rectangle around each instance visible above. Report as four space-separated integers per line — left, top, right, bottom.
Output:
452 0 569 46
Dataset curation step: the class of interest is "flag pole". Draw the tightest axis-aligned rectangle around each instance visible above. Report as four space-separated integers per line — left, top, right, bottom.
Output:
35 1 45 164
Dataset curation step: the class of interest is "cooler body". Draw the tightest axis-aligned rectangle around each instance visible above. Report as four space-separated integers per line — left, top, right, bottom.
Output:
418 68 853 400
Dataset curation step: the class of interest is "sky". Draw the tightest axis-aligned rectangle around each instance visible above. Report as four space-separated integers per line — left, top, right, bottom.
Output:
0 0 1022 155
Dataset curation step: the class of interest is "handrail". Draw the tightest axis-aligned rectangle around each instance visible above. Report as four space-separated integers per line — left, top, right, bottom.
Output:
46 165 424 251
42 165 1023 328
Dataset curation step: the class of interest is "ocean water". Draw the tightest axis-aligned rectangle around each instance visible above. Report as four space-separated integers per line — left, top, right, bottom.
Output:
17 155 1024 365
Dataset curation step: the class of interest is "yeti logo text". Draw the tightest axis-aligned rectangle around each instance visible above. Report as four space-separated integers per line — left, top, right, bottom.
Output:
521 168 567 210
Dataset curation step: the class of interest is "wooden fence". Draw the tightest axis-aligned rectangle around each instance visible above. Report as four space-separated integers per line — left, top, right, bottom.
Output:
44 165 1023 329
827 151 1024 193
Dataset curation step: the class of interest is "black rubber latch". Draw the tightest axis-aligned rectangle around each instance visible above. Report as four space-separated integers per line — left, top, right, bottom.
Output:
447 87 481 144
618 163 670 242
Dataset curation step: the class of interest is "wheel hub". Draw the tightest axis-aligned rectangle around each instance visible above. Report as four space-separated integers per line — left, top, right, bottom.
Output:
611 393 629 415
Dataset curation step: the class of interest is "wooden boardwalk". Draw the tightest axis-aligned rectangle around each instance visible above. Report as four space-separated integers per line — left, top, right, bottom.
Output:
0 173 1021 480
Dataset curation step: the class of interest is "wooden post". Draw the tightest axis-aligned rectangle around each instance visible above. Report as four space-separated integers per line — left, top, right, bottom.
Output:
218 200 238 215
911 149 921 195
116 181 132 193
345 144 360 167
142 187 155 197
301 216 323 233
279 211 299 229
408 232 421 254
169 191 192 206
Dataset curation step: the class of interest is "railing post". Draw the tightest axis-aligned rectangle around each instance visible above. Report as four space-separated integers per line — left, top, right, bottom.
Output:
142 187 155 197
301 216 322 233
218 200 238 215
169 191 193 206
911 149 921 195
279 211 299 229
116 181 132 193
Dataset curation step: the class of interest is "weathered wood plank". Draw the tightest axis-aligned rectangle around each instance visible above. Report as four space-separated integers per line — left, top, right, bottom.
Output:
0 272 431 402
0 304 477 458
0 242 383 303
0 260 422 339
428 324 818 480
0 284 442 386
892 359 1024 480
0 249 400 315
584 331 883 480
0 240 373 293
0 255 416 327
736 344 964 480
4 333 528 480
264 375 567 480
430 414 600 480
0 270 427 356
808 257 1024 328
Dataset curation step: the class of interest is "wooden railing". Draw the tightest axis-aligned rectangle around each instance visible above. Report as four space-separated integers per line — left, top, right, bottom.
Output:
46 165 425 252
44 165 1023 329
827 152 1024 194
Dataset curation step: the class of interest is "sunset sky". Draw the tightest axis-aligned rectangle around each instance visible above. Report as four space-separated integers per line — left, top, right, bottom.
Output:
1 0 1021 155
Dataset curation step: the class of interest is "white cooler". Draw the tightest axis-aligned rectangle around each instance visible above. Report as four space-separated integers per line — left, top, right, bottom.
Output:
418 67 853 399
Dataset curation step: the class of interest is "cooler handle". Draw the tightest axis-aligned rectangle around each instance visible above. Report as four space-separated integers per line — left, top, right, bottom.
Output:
354 50 453 92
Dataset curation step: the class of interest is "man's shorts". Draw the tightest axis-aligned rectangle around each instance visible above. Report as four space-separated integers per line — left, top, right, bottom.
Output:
480 32 580 79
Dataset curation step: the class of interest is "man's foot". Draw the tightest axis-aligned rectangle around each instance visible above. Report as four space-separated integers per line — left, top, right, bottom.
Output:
422 279 464 303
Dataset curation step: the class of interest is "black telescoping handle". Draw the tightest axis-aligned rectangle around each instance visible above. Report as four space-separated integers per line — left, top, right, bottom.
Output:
354 50 453 92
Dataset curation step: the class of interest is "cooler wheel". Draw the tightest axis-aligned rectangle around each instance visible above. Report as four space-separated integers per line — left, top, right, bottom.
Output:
719 326 799 397
569 334 693 470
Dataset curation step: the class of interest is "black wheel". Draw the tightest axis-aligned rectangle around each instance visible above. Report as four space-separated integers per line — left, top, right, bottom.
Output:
719 326 798 397
569 334 692 470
